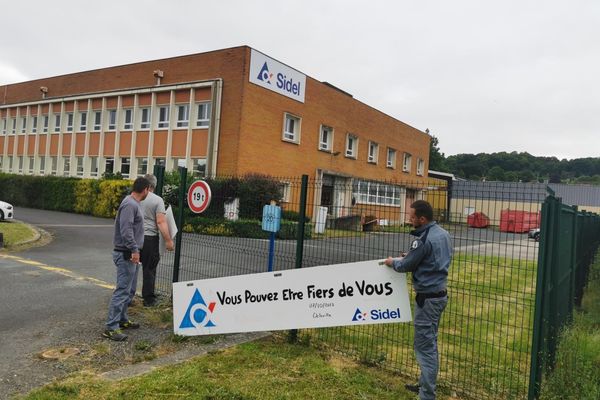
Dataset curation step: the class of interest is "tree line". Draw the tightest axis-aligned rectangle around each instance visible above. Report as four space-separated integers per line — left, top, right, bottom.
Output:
429 136 600 184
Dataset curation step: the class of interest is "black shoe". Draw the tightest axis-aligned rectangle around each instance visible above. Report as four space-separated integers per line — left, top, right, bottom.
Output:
119 320 140 329
102 329 128 341
143 299 157 307
405 383 420 394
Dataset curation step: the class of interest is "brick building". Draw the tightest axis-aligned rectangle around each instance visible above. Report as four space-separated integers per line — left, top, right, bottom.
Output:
0 46 430 221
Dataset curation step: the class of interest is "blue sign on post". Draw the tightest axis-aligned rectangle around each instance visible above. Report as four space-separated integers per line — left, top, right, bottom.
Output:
262 204 281 272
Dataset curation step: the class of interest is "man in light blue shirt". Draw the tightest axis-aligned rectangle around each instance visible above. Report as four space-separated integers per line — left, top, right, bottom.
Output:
385 200 452 400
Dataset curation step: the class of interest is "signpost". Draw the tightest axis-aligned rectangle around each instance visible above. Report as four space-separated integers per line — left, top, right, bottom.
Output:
262 202 281 272
187 180 212 214
173 259 412 336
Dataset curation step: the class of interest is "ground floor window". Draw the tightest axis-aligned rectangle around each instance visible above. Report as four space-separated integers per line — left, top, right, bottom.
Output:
352 179 402 206
137 158 148 176
105 158 114 175
63 158 70 176
76 157 84 176
121 157 131 178
192 158 206 176
90 157 98 177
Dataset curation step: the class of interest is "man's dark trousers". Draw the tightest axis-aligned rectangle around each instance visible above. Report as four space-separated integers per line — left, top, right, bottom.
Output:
140 235 160 304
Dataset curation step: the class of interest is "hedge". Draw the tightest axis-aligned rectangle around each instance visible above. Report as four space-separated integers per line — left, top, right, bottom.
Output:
183 216 312 240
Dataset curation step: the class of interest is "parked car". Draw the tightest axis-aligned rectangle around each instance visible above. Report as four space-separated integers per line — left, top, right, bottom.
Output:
0 201 14 221
528 228 540 241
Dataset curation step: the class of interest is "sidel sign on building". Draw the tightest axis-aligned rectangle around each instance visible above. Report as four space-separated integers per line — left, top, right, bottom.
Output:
249 49 306 103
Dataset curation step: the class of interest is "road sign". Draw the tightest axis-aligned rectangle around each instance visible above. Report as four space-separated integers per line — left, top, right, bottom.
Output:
187 180 212 214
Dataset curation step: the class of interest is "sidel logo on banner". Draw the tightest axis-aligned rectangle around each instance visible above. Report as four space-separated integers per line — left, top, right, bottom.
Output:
179 289 217 329
249 49 306 103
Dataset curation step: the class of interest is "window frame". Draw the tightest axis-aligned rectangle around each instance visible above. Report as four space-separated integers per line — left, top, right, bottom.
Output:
176 104 189 128
195 102 211 128
345 133 358 159
31 115 38 134
66 113 74 132
368 141 379 164
417 158 425 176
53 114 61 133
403 153 412 172
386 148 396 169
122 109 133 131
318 125 333 152
157 106 170 129
79 111 87 132
139 108 150 130
282 112 301 144
107 109 117 131
93 111 102 131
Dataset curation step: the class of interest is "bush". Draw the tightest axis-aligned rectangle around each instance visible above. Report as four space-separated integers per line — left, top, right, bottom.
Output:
74 179 101 214
183 216 311 240
0 173 78 212
93 180 131 218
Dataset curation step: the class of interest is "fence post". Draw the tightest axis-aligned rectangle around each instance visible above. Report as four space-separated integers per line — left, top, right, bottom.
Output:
290 174 308 342
153 164 165 197
172 167 188 283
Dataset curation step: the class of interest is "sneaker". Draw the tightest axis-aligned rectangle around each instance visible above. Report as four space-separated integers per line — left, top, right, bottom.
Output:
102 329 128 341
119 320 140 329
404 383 420 394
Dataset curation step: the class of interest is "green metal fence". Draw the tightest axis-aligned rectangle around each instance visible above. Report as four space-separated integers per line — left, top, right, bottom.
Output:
154 174 599 400
528 191 600 399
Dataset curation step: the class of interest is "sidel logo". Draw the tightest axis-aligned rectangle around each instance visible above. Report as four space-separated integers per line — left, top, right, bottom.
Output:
256 62 273 84
352 308 368 322
179 289 217 329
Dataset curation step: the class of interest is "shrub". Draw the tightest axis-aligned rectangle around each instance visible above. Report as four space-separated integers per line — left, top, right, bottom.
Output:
93 180 131 218
74 179 100 214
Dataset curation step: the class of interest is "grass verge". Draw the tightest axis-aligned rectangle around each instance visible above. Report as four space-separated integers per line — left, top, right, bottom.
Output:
540 253 600 400
23 335 419 400
0 220 38 250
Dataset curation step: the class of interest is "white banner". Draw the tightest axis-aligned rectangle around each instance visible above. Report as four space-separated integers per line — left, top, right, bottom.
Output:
249 49 306 103
173 260 412 336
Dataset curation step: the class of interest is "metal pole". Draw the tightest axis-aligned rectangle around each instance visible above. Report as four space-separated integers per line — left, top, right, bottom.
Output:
153 164 165 197
172 166 187 283
268 232 275 272
290 174 309 342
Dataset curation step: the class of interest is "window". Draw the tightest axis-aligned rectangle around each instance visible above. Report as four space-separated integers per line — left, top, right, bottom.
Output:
280 181 291 203
120 157 130 178
79 112 87 131
32 116 38 133
368 141 379 164
50 156 57 175
63 158 70 176
123 109 133 130
196 102 211 128
43 115 49 133
171 158 184 171
155 158 166 167
387 148 396 169
139 108 150 130
20 117 27 134
319 125 333 151
193 158 206 176
11 118 16 134
105 158 114 174
176 105 189 128
28 158 34 174
417 158 425 176
107 109 117 130
353 180 402 206
345 134 358 158
76 157 84 176
66 113 74 132
90 157 98 177
1 118 6 134
8 156 13 172
93 111 102 131
136 158 148 176
282 113 301 143
18 156 23 173
54 114 61 133
403 153 412 172
39 157 45 175
157 106 169 128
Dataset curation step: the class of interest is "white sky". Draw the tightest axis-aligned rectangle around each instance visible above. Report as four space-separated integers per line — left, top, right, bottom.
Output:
1 0 598 160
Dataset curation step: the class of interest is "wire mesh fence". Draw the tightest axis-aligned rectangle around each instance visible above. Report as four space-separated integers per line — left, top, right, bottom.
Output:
154 175 573 399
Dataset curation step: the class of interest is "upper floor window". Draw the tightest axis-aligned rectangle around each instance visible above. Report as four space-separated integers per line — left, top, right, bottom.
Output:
123 109 133 130
54 114 61 133
11 118 17 134
1 118 6 134
107 109 117 130
345 134 358 158
319 125 333 151
282 113 301 143
387 148 396 169
93 111 102 131
139 108 150 130
20 117 27 134
368 141 379 164
196 102 211 128
43 115 49 133
417 158 425 176
403 153 412 172
176 105 189 128
79 112 87 131
31 116 38 133
66 113 74 132
157 106 169 129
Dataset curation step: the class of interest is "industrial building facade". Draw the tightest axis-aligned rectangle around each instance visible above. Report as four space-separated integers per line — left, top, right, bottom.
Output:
0 46 431 220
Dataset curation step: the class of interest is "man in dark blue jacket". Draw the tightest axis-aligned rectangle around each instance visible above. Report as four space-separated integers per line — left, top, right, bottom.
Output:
385 200 452 400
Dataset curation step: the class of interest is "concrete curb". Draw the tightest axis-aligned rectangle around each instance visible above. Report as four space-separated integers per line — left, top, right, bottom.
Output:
12 220 43 246
100 331 272 381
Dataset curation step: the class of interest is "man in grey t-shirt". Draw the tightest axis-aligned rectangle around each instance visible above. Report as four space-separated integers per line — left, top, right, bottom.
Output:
138 174 174 307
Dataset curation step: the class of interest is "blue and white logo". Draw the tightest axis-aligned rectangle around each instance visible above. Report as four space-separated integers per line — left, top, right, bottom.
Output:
352 308 368 322
352 307 403 322
256 62 273 84
179 289 217 329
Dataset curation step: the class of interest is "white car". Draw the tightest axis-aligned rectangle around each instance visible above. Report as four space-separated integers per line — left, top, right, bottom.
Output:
0 201 14 221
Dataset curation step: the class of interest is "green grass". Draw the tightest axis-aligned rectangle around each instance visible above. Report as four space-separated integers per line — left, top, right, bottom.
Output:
540 254 600 400
312 229 365 239
0 220 37 249
23 336 418 400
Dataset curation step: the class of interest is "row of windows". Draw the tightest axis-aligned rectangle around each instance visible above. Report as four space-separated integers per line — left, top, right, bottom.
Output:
353 180 403 206
283 113 425 175
0 155 207 179
0 103 211 135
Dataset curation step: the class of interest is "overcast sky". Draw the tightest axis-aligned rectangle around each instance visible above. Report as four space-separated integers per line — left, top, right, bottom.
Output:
1 0 598 160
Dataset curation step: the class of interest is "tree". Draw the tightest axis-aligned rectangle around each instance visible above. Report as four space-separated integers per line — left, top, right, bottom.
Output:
428 134 448 172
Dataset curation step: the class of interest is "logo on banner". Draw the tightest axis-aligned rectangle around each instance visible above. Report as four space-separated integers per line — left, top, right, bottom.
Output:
179 289 217 329
352 308 368 322
256 62 273 84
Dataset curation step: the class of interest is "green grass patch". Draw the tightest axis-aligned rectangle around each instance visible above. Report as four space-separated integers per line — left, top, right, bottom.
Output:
312 228 365 239
23 336 418 400
540 254 600 400
0 220 37 249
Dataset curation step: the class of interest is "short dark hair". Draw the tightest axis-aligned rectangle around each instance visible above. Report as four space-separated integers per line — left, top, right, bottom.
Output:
411 200 433 221
132 177 150 193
